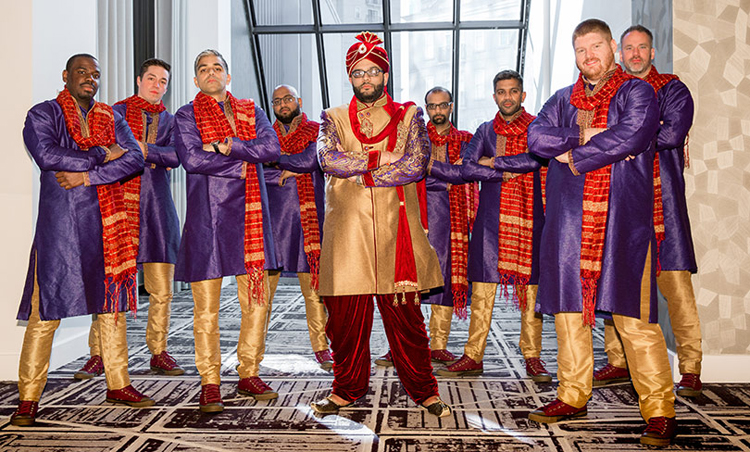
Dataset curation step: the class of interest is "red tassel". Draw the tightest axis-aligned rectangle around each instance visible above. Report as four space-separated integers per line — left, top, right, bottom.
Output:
452 287 468 320
581 275 597 327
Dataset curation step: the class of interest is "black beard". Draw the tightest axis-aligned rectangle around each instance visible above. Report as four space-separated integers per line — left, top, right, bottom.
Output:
274 106 301 125
431 115 447 125
499 103 521 118
353 81 385 104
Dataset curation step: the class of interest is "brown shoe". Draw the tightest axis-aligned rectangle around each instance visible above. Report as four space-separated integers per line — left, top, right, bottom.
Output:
430 349 458 365
525 357 553 383
199 384 224 413
374 351 393 367
106 385 155 407
528 399 587 423
640 416 677 447
74 355 104 380
315 350 334 371
10 400 38 426
422 398 452 418
310 395 353 415
238 377 278 401
592 363 630 387
436 354 483 377
676 373 702 398
150 351 185 376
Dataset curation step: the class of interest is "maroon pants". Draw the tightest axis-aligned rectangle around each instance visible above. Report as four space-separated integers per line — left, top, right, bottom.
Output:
323 293 439 405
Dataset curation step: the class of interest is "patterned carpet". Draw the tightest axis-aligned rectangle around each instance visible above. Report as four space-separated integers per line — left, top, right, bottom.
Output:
1 279 748 451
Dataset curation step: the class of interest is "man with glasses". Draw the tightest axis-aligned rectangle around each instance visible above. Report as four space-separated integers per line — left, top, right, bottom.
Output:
437 71 550 383
310 32 450 418
264 84 332 371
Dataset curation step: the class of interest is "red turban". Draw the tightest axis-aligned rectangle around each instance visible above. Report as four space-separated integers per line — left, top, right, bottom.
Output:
346 31 389 76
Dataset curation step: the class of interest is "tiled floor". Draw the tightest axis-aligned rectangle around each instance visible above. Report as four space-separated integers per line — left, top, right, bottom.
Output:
1 279 748 451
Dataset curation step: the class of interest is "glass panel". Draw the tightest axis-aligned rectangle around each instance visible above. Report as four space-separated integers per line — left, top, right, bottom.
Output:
390 30 453 109
258 34 323 121
390 0 452 23
457 29 518 132
323 32 386 108
254 0 314 25
321 0 383 24
460 0 522 22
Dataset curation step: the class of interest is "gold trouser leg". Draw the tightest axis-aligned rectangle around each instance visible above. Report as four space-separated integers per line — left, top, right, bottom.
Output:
657 270 702 375
236 272 272 378
298 272 329 353
464 282 497 362
97 311 131 390
143 262 175 355
555 312 593 409
429 304 453 350
191 278 223 385
18 265 60 401
88 316 101 356
603 318 628 368
518 284 543 359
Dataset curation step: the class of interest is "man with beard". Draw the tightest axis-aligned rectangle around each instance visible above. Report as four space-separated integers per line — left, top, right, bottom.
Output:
264 84 332 370
592 25 702 398
174 49 281 413
437 71 550 383
76 58 184 381
12 54 152 426
527 19 676 447
310 32 450 417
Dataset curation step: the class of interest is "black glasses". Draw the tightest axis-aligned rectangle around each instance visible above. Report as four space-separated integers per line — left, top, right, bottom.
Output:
351 68 383 79
272 95 296 106
426 102 452 111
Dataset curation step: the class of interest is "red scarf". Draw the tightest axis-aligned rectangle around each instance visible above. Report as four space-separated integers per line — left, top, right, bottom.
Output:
348 94 421 299
427 122 474 318
493 109 537 311
273 114 322 290
193 91 266 303
570 66 634 326
56 88 138 314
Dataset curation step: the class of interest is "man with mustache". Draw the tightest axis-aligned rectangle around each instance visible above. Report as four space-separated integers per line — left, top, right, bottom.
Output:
12 54 152 426
174 49 281 413
527 19 676 447
75 58 184 381
311 32 450 417
593 25 701 398
264 84 332 371
437 71 550 384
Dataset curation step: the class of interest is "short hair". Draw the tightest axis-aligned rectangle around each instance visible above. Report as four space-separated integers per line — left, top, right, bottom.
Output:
424 86 453 104
572 18 612 47
492 70 523 92
620 25 654 48
139 58 171 78
66 53 97 72
193 49 228 76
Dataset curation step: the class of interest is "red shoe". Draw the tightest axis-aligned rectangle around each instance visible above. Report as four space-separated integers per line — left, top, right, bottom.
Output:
315 350 333 371
525 357 553 383
431 349 458 365
10 400 38 426
74 355 104 380
374 351 393 367
528 399 587 423
592 363 630 387
150 351 185 376
106 385 155 407
676 373 702 397
238 377 278 401
199 384 224 413
436 354 483 377
640 416 677 447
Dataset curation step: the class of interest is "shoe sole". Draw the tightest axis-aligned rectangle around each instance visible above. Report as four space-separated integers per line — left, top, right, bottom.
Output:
374 360 393 367
106 397 156 408
199 403 224 413
640 436 672 447
528 409 587 424
431 359 458 366
436 369 483 377
310 400 353 414
238 389 279 401
592 377 630 387
73 372 100 380
319 363 333 371
150 366 186 376
676 388 702 397
529 373 553 383
10 417 35 427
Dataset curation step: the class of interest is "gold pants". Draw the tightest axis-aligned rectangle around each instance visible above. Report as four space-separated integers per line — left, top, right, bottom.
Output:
518 285 543 359
268 271 328 352
604 270 702 375
556 247 675 421
429 304 453 350
191 273 271 385
19 266 130 400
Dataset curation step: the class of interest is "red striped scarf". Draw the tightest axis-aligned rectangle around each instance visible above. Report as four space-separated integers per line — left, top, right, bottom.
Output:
570 65 634 326
56 88 138 314
427 122 474 318
493 109 537 311
273 114 322 291
193 91 266 303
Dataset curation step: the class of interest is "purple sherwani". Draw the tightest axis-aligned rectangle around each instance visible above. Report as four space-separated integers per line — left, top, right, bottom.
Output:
654 78 696 272
528 78 660 320
112 104 180 264
18 100 144 321
174 102 281 282
264 122 325 273
462 121 545 286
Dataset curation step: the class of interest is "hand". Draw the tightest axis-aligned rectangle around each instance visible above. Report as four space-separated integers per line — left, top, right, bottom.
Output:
279 170 300 185
380 151 404 165
55 171 85 190
453 158 463 165
336 143 347 153
555 151 571 163
108 143 127 161
583 127 607 144
478 156 493 167
624 155 636 161
137 141 148 158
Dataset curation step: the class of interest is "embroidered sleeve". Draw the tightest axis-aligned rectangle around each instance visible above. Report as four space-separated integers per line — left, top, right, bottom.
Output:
567 151 580 176
317 111 368 177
